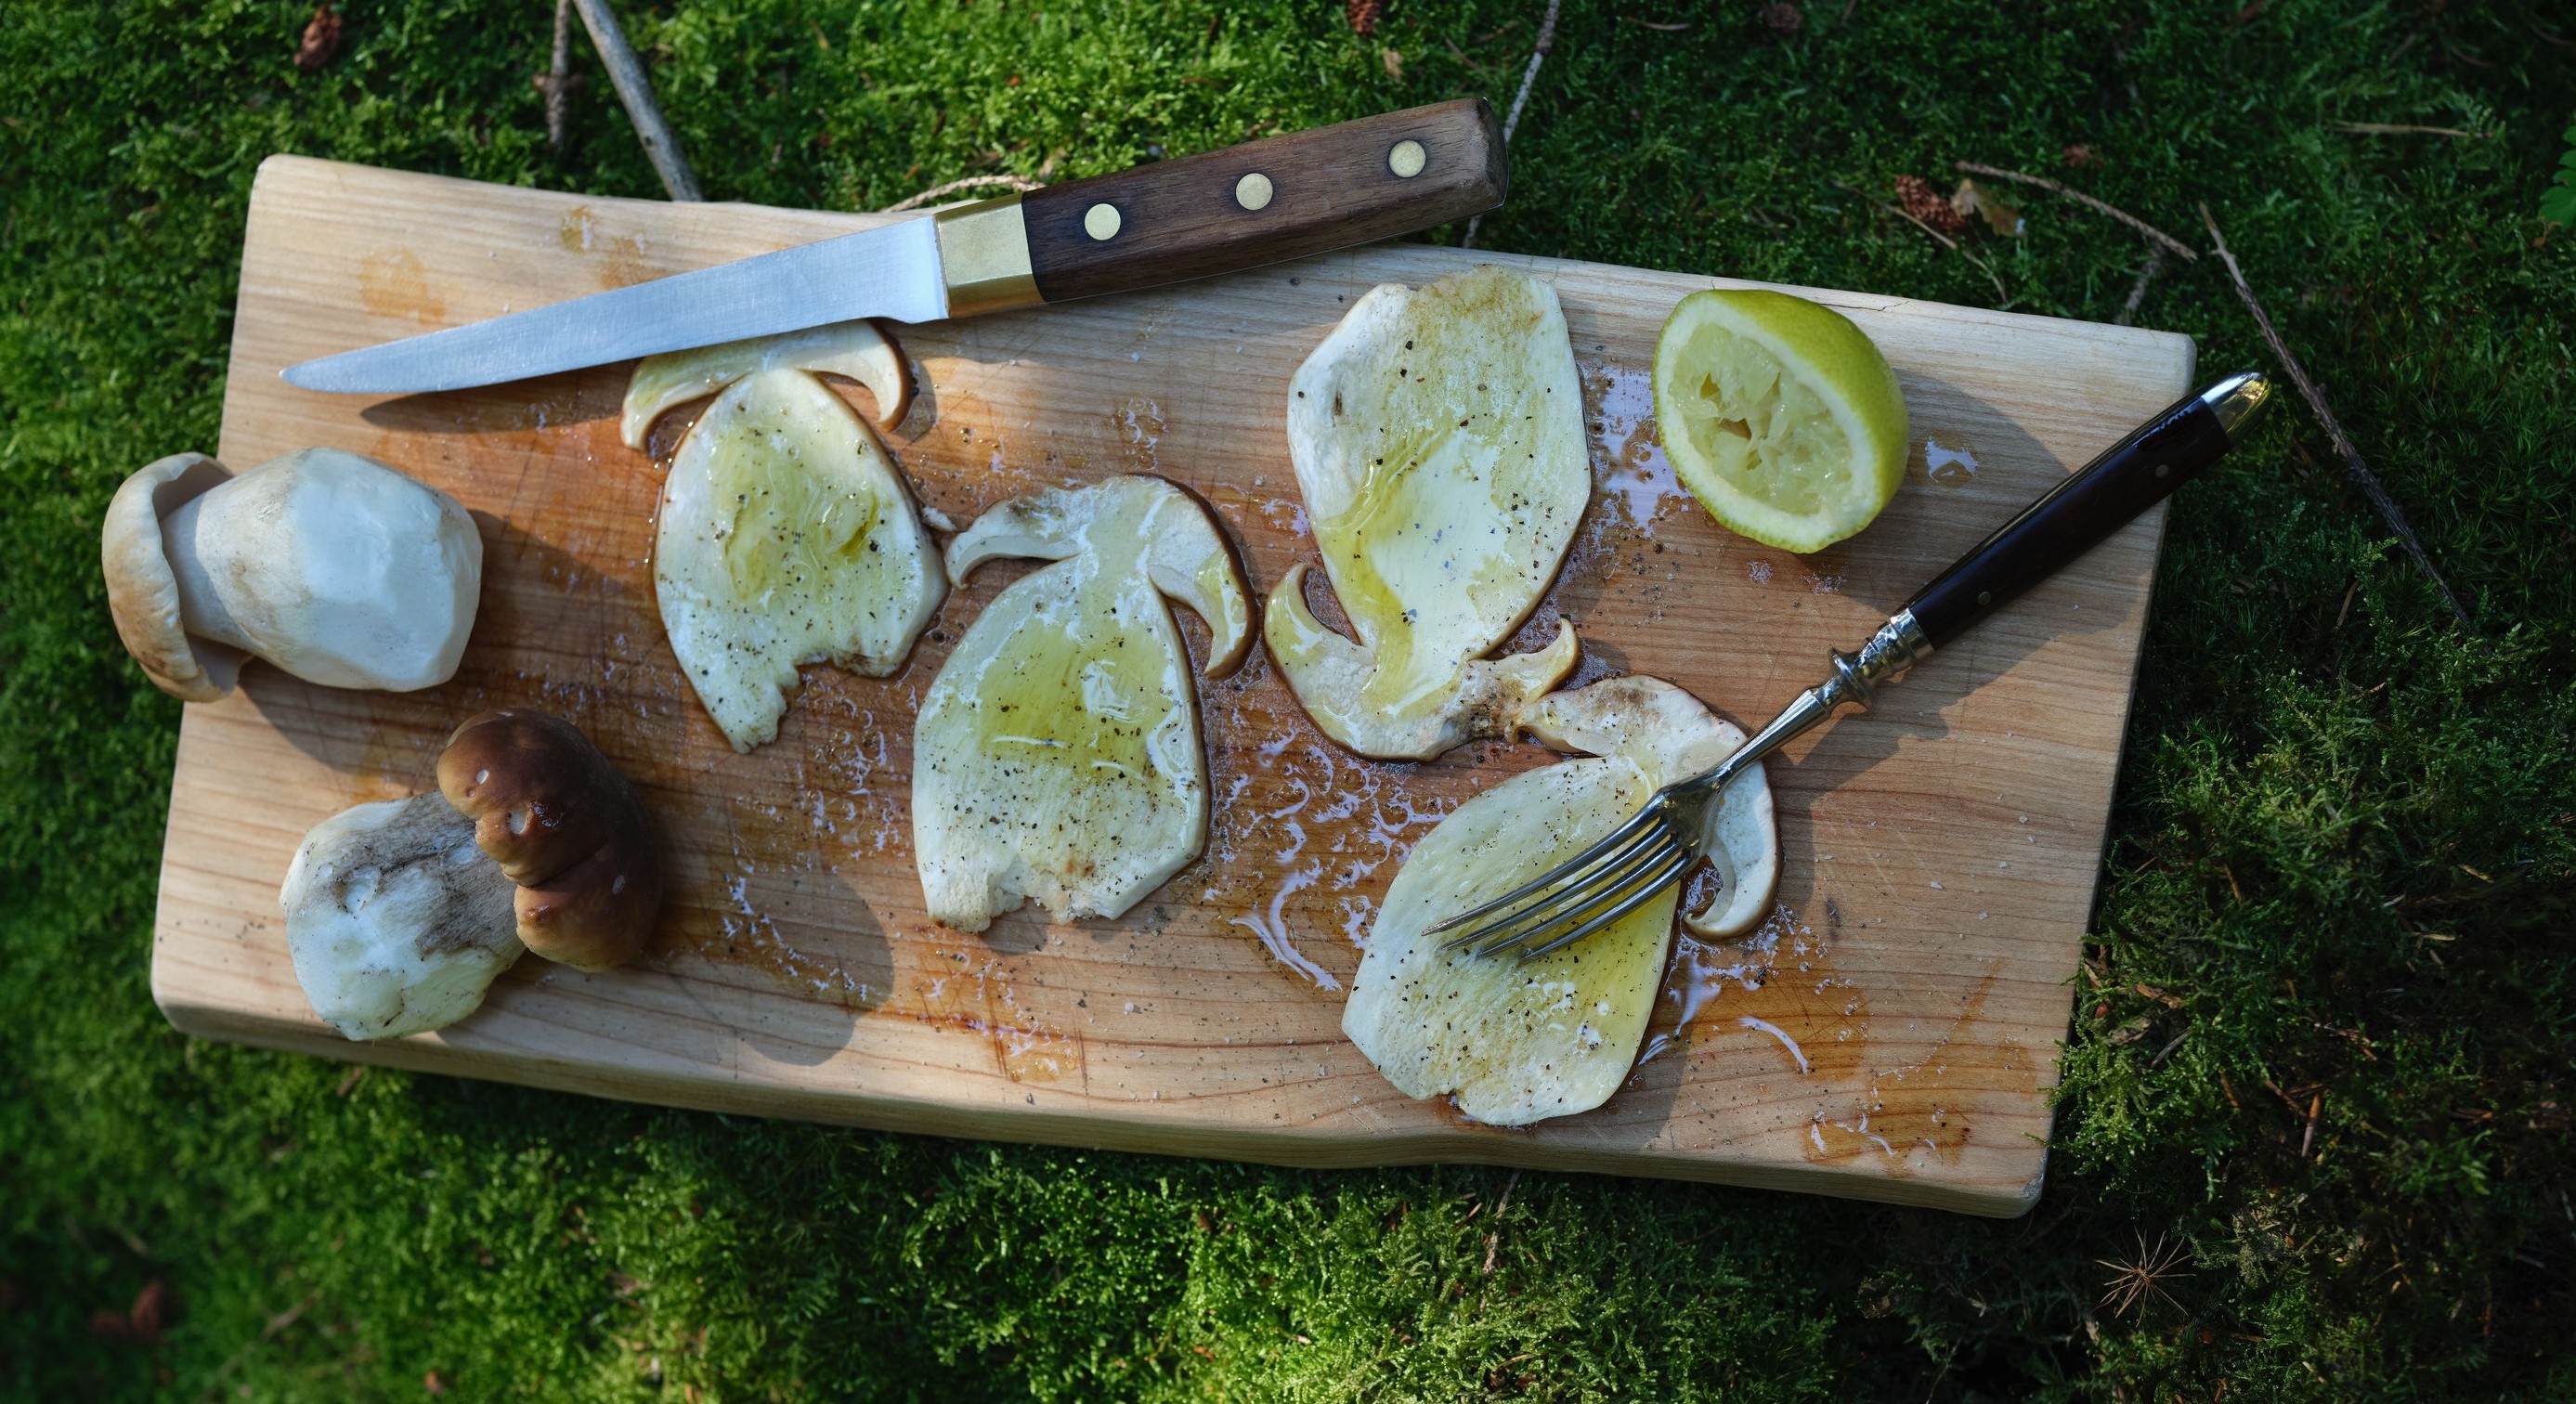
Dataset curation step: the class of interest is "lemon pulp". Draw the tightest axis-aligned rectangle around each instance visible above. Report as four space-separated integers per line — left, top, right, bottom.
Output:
1652 289 1908 554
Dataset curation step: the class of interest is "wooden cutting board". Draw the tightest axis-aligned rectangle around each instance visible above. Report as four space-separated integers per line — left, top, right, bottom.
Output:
150 155 2192 1216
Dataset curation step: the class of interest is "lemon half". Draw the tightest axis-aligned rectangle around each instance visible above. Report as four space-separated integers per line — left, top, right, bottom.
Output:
1652 288 1908 553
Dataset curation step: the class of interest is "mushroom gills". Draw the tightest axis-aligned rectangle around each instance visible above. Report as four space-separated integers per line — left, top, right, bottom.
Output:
631 320 942 752
1340 676 1780 1125
1266 265 1589 760
914 475 1250 932
280 792 525 1041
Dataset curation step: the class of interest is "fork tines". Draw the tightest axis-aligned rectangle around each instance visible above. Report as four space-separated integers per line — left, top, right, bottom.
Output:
1432 797 1696 961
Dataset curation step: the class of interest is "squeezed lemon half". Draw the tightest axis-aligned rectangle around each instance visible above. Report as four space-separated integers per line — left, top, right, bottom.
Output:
1652 288 1909 553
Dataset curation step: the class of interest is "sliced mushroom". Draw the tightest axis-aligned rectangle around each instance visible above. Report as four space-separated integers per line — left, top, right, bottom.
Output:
1264 266 1589 760
102 448 483 699
626 320 943 752
1340 676 1780 1125
914 475 1251 932
437 708 663 972
280 793 523 1041
280 708 665 1038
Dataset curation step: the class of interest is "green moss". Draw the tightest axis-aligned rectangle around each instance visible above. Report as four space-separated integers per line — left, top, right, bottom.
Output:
4 0 2572 1398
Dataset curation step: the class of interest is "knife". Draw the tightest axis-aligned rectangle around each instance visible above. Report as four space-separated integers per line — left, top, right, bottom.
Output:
283 99 1506 395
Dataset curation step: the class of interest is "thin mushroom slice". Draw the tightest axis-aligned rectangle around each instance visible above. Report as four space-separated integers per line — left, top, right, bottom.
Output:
1266 265 1590 760
1341 676 1780 1125
914 475 1250 932
621 318 911 448
630 323 943 752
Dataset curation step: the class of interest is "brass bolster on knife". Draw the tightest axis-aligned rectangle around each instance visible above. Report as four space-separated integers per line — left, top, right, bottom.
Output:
934 195 1041 318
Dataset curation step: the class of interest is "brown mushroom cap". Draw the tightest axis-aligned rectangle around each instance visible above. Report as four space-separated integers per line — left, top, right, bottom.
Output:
100 453 243 701
436 708 662 972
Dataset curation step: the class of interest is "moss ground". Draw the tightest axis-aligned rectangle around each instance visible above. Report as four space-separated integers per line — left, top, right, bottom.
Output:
4 0 2572 1398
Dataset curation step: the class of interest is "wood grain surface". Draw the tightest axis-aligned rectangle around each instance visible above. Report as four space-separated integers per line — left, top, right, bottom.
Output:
150 154 2194 1217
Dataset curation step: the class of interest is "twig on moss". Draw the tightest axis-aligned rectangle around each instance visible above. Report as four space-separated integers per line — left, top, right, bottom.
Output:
1463 0 1561 248
2116 242 2165 325
538 0 575 150
570 0 701 201
881 174 1047 214
1480 1169 1521 1275
2199 203 2470 628
1952 161 2196 262
2328 121 2483 137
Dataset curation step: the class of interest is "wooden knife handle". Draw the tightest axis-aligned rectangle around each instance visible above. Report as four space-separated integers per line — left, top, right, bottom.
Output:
1017 99 1505 304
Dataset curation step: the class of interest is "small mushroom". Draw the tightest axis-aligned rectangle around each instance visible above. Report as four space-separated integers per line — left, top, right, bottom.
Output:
436 708 663 972
280 793 524 1041
101 448 482 700
279 708 663 1039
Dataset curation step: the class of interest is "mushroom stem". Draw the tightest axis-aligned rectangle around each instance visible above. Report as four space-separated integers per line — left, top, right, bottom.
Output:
157 490 257 656
101 447 484 698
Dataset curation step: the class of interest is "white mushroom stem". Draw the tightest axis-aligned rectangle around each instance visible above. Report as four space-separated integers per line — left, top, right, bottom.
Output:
146 448 483 693
280 792 524 1041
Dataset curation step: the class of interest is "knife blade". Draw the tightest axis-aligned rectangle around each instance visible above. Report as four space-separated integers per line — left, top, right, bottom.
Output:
285 98 1507 395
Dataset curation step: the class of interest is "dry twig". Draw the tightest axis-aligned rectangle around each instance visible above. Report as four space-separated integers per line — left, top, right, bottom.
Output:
1951 161 2195 261
2328 121 2483 138
2117 242 2165 325
538 0 576 150
2199 203 2470 627
571 0 701 201
1463 0 1561 248
1480 1169 1522 1275
881 174 1047 213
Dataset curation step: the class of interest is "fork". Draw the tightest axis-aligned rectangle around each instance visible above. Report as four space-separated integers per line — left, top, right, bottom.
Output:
1433 370 2275 961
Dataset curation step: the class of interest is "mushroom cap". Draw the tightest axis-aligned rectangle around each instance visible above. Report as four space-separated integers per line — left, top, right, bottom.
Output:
100 452 243 700
279 792 524 1040
436 708 663 971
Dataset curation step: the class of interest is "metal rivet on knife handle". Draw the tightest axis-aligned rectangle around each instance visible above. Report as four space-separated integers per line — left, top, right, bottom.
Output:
932 194 1042 319
1388 139 1426 178
1084 203 1124 240
1234 172 1274 211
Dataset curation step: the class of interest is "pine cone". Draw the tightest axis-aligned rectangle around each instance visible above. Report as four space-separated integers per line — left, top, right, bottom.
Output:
1348 0 1387 36
1761 2 1805 37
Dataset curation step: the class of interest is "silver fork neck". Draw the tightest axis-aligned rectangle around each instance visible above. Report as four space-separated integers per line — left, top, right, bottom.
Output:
1685 609 1931 794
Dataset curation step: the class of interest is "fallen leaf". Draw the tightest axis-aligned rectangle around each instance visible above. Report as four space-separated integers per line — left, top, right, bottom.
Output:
1894 176 1970 236
128 1279 173 1344
423 1371 449 1396
1950 177 2024 236
1381 47 1404 80
2062 143 2097 167
294 5 343 72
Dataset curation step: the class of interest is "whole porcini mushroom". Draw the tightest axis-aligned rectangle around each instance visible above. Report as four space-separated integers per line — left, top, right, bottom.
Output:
101 448 483 700
437 708 663 973
279 708 663 1041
